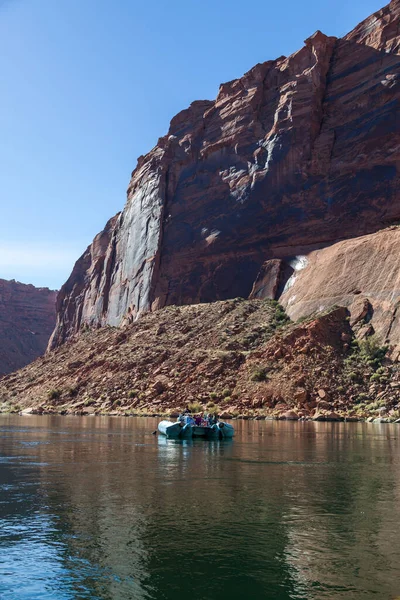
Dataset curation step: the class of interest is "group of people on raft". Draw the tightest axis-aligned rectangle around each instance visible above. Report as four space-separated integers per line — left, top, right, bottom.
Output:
178 407 219 427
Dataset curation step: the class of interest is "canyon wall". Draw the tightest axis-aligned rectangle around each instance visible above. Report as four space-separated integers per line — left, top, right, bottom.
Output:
49 0 400 350
0 279 57 375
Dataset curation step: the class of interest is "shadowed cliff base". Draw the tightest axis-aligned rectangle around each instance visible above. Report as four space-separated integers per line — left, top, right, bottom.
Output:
2 298 400 422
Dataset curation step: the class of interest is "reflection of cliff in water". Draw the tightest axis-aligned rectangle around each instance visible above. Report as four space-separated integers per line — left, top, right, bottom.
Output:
1 416 400 599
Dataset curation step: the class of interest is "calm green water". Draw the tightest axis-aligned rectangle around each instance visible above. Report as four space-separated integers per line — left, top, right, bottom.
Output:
1 416 400 599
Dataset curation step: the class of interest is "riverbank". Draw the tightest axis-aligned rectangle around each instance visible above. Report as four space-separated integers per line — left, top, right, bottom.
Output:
1 299 399 423
7 407 400 424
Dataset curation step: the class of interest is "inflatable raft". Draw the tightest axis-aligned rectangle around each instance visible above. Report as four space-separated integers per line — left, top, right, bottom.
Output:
158 419 234 440
157 420 193 438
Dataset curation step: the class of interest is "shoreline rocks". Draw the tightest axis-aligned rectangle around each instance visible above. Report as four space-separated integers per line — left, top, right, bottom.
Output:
9 409 400 424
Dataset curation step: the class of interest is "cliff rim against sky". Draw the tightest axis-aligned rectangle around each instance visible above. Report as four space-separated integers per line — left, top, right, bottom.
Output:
49 0 400 354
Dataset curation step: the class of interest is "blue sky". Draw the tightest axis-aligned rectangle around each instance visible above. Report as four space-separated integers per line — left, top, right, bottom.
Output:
0 0 384 289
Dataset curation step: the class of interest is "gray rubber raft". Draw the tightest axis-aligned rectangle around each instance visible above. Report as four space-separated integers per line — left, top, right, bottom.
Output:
158 420 234 439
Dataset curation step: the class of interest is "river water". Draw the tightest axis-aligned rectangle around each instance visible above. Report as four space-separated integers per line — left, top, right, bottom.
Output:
1 416 400 599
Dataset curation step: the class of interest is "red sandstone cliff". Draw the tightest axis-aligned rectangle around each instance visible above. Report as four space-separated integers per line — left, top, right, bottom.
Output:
0 279 57 375
278 228 400 356
49 0 400 350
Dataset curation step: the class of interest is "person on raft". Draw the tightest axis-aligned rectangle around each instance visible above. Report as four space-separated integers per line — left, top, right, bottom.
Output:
178 409 219 426
179 412 219 425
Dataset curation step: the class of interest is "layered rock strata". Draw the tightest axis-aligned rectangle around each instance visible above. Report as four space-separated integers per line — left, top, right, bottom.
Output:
0 279 57 375
50 0 400 349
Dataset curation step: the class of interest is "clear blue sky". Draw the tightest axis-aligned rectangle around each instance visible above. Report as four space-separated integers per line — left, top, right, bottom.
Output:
0 0 384 289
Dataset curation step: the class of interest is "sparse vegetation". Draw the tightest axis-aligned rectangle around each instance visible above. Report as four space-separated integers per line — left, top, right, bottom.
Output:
187 401 202 413
297 315 311 324
358 336 388 362
364 399 386 412
47 389 62 400
251 366 269 382
271 304 290 329
343 335 390 389
67 385 79 398
0 401 20 414
347 372 359 382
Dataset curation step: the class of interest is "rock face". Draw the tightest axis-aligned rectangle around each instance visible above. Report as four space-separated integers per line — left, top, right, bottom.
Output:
0 279 57 375
343 0 400 53
280 227 400 356
50 0 400 349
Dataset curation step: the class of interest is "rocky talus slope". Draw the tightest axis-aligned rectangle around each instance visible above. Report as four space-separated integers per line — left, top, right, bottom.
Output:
2 300 399 422
49 0 400 351
0 279 57 376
